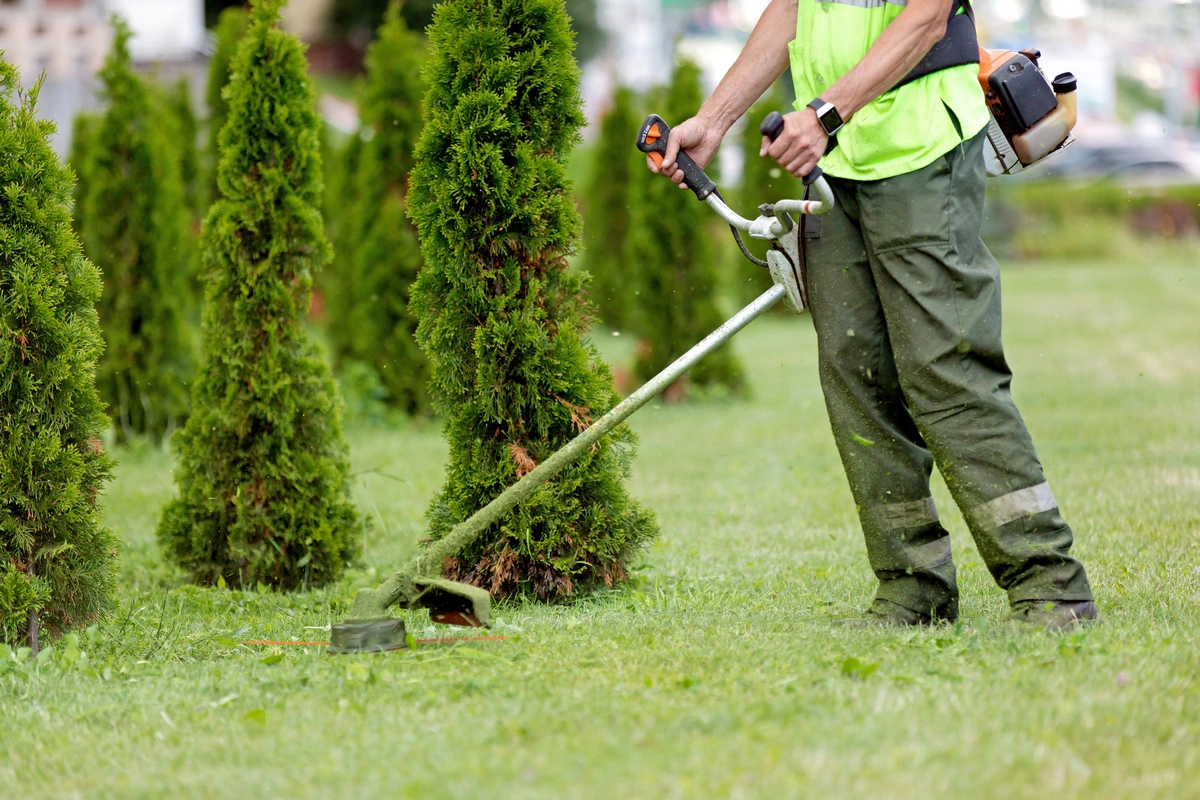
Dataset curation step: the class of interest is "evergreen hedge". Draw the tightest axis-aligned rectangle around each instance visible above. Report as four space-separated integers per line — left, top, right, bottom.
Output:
157 0 362 591
79 19 194 442
580 86 641 329
0 64 116 645
625 59 744 396
326 2 428 413
408 0 657 600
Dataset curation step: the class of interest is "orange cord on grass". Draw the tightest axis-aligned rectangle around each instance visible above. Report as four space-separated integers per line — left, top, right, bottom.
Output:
241 636 506 646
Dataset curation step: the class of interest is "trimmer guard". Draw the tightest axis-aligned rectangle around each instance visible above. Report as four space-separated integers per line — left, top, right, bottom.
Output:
410 578 492 627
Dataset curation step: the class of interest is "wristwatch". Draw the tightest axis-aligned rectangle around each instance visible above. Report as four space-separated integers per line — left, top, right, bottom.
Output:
807 98 844 137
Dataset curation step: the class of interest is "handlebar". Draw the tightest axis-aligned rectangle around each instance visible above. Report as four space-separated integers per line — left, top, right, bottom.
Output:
636 112 834 244
759 111 824 186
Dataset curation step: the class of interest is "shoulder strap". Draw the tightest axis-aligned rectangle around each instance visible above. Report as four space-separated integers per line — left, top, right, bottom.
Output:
894 0 979 92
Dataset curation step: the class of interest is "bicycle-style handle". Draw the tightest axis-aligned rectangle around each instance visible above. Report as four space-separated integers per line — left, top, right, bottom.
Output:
636 114 718 201
760 111 825 186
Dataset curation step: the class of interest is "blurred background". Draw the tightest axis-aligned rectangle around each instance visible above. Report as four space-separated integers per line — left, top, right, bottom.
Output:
5 0 1198 268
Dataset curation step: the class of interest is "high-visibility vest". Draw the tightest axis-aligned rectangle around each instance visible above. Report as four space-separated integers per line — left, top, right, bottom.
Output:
789 0 991 181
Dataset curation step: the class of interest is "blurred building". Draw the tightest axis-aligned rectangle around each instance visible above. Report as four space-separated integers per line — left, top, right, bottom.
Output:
0 0 205 154
279 0 333 43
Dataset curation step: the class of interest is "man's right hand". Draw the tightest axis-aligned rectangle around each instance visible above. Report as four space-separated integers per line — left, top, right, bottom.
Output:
761 108 829 179
645 115 724 191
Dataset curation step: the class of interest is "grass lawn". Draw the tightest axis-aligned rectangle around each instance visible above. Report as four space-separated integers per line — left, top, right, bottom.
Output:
2 258 1199 798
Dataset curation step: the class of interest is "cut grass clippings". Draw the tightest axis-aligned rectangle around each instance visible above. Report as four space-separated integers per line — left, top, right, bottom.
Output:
2 258 1199 798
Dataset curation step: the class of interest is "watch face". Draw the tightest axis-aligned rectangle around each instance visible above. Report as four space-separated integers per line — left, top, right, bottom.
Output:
818 105 843 134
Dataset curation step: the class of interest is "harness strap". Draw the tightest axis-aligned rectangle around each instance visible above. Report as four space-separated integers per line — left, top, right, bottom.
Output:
894 0 978 90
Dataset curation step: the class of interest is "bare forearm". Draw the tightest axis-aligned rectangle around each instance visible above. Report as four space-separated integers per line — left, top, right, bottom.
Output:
695 0 798 134
821 0 951 119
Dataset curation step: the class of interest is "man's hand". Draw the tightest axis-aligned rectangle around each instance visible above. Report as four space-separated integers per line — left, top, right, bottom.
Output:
645 116 724 191
760 108 828 179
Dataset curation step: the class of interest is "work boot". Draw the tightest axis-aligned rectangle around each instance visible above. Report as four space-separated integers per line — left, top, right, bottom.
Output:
1010 600 1099 631
837 598 956 628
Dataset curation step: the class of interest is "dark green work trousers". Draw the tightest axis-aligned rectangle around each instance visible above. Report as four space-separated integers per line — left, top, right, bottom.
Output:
806 128 1093 617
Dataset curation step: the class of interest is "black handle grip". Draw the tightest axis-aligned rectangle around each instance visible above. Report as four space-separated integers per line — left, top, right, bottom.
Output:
758 110 824 186
636 114 718 201
760 111 785 142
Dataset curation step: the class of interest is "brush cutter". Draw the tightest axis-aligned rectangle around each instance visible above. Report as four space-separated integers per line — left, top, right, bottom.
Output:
328 111 833 654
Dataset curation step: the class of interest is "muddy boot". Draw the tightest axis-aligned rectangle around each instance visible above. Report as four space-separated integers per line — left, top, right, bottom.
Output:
1010 600 1100 631
836 598 957 628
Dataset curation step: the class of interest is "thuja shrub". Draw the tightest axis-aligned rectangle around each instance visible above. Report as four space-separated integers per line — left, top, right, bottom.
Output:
625 59 744 395
68 112 98 228
735 82 794 303
326 2 428 413
167 76 203 222
79 18 194 442
580 86 641 329
408 0 657 600
157 0 362 590
205 5 249 205
0 63 116 645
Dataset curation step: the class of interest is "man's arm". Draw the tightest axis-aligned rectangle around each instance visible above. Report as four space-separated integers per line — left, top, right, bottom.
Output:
652 0 955 187
764 0 954 178
651 0 797 186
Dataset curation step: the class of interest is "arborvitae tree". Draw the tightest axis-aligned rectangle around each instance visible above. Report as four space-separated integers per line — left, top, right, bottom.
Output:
625 59 744 395
67 112 99 229
0 64 116 646
580 86 641 329
735 82 794 303
326 2 428 413
319 126 362 307
157 0 362 591
80 19 194 442
409 0 657 600
167 76 203 222
205 6 249 205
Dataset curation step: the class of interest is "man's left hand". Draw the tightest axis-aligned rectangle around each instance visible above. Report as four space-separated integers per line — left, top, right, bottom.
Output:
761 108 828 179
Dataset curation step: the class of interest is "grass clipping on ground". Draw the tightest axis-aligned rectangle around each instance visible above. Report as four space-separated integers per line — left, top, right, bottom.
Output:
2 259 1199 796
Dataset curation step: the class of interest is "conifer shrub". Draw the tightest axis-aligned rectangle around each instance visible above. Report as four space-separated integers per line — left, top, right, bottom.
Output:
67 112 99 247
0 64 116 645
167 76 203 221
325 2 428 413
205 6 249 204
79 19 194 442
408 0 657 600
580 86 641 329
735 82 794 303
157 0 362 591
625 59 745 395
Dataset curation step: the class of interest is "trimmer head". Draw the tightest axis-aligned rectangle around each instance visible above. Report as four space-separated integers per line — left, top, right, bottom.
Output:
329 577 492 654
328 617 408 654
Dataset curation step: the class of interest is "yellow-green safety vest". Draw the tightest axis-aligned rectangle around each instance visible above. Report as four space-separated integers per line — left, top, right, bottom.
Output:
789 0 991 181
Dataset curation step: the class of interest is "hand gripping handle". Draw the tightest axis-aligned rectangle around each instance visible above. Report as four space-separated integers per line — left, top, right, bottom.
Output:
636 114 718 201
760 111 824 186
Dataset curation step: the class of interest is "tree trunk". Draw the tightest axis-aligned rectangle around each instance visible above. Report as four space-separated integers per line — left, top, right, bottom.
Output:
27 608 38 656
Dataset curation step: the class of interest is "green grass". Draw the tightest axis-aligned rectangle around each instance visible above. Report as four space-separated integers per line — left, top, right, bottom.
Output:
3 258 1200 798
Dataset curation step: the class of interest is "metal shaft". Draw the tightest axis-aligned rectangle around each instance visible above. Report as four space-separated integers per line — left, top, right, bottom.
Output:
379 283 785 605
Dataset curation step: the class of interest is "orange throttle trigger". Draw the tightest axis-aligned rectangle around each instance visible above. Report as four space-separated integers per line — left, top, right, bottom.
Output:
636 113 717 200
645 122 664 167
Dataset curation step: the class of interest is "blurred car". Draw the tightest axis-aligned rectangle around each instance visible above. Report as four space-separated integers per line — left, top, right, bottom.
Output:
1032 139 1200 185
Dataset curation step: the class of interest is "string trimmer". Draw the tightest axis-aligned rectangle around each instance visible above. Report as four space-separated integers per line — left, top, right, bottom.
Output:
328 111 833 654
